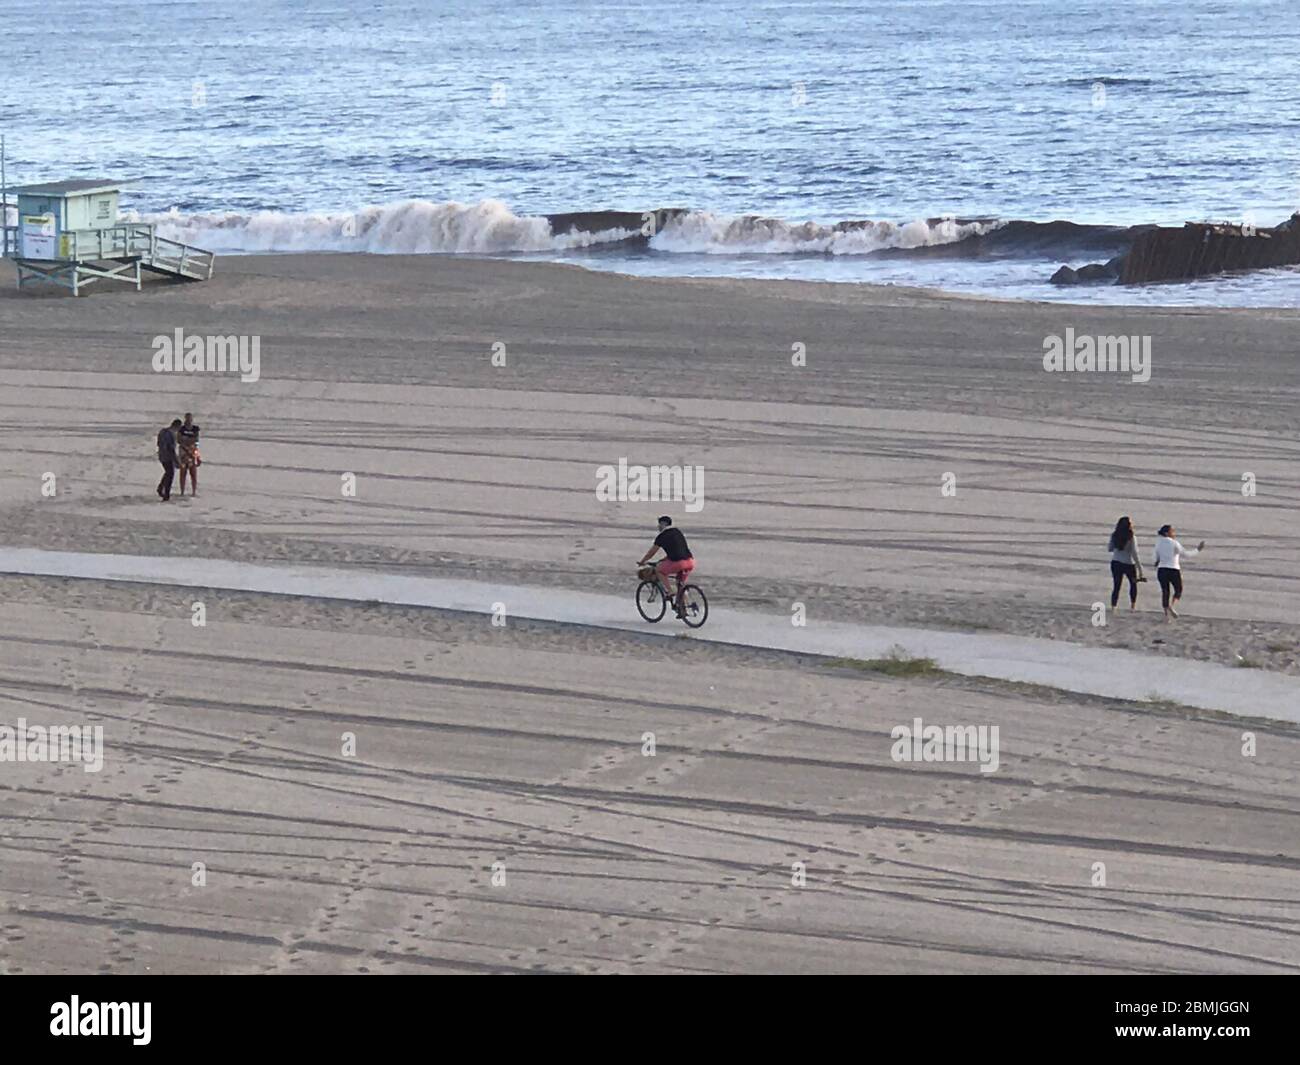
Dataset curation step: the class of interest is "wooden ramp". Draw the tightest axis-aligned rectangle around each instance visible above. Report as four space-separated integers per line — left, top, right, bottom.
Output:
2 221 214 294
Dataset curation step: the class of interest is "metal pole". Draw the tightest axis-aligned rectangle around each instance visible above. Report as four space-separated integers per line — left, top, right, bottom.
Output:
1 133 8 256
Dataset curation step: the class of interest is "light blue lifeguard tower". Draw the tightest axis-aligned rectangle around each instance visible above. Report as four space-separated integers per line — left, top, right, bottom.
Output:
1 151 214 295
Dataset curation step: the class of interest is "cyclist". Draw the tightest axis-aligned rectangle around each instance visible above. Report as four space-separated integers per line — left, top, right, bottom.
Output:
639 516 695 616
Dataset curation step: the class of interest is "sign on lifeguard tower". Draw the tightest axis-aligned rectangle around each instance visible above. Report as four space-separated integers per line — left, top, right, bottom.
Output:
0 176 214 295
21 212 57 258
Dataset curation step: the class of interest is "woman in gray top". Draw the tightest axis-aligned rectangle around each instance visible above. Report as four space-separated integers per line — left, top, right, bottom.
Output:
1108 515 1144 609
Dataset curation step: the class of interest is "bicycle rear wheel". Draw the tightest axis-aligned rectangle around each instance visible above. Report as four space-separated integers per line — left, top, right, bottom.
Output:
678 584 708 628
636 580 667 622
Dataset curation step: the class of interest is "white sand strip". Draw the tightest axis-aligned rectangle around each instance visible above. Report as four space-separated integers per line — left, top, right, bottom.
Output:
2 547 1296 723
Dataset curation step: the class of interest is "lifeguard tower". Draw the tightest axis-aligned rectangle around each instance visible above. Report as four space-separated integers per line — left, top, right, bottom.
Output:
0 177 215 295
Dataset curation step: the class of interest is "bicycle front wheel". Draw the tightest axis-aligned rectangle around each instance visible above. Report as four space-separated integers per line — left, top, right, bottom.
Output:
636 580 667 623
678 584 708 628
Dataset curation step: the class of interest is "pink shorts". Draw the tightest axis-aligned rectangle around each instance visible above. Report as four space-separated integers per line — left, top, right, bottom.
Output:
657 558 695 583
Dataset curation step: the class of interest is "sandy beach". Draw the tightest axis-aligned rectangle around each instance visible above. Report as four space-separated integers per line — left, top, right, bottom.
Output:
0 254 1297 973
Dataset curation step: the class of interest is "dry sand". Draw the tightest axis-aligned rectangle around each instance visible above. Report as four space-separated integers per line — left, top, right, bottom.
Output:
0 254 1296 973
2 577 1297 974
1 253 1296 666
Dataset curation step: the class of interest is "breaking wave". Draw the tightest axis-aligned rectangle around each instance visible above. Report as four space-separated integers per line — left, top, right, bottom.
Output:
130 198 633 254
649 211 992 254
124 197 1160 263
128 198 1009 257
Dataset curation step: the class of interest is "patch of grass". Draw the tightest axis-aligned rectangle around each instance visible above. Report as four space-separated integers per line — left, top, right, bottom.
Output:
825 646 941 677
1265 643 1292 654
1234 655 1262 669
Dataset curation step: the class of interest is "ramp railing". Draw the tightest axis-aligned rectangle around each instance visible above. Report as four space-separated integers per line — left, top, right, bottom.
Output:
59 223 155 261
6 221 215 283
150 234 215 280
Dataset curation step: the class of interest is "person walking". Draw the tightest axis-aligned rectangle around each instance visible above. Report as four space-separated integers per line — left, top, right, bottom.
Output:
1107 515 1144 610
1153 524 1205 621
156 418 182 501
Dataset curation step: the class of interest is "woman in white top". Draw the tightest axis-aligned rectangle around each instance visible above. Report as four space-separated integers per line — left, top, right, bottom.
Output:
1153 524 1206 620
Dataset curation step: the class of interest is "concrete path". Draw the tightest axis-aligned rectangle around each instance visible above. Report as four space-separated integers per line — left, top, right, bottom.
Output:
1 547 1296 723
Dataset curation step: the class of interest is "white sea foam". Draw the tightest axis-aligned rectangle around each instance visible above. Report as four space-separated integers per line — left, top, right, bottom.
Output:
129 199 632 255
125 198 988 257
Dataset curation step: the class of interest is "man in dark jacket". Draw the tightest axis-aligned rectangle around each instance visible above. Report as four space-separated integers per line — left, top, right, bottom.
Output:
156 418 182 501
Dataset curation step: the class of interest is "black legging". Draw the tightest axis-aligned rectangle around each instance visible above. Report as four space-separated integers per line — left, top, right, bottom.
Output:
1110 560 1138 606
157 459 175 500
1157 567 1183 609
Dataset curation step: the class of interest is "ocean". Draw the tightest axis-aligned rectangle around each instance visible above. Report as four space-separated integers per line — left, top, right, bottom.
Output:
3 0 1299 305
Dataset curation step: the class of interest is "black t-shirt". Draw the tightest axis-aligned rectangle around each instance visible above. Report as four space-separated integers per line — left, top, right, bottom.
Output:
654 527 692 561
157 428 176 462
178 423 200 443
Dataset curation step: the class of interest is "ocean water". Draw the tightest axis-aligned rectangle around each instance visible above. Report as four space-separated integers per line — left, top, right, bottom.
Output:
2 0 1299 305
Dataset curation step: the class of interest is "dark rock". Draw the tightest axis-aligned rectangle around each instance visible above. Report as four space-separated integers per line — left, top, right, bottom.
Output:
1120 213 1300 284
1076 262 1118 282
1050 261 1118 285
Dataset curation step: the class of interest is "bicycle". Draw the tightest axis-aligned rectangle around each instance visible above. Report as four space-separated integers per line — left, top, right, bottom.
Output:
635 563 709 628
